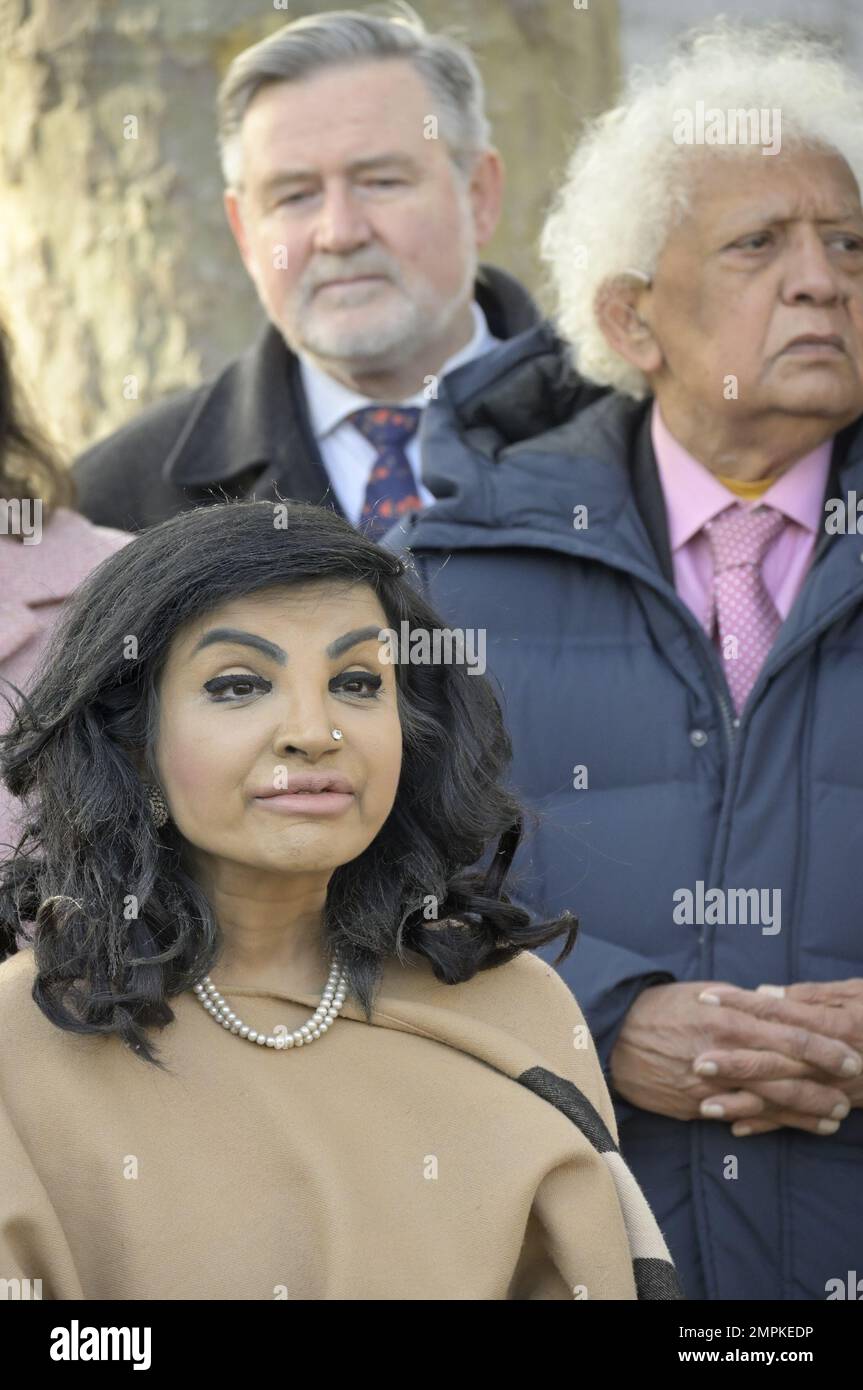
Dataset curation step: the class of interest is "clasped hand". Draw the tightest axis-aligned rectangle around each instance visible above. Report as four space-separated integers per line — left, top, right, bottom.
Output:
609 979 863 1136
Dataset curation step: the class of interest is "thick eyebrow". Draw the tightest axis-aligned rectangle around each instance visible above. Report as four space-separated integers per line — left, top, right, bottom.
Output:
190 624 385 664
191 629 287 665
326 625 388 658
260 153 420 196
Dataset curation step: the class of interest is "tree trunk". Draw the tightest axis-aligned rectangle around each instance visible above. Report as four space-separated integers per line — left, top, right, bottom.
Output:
0 0 618 456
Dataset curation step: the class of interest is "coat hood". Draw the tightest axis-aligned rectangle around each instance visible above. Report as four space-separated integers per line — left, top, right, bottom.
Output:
397 322 863 591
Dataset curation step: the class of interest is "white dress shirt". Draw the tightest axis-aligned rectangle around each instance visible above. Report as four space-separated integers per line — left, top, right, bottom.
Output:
297 301 501 524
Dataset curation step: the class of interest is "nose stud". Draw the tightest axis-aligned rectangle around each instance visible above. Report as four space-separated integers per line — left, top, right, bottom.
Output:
331 728 343 740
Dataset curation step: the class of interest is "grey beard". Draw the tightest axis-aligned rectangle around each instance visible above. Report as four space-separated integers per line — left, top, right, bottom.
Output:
297 294 436 365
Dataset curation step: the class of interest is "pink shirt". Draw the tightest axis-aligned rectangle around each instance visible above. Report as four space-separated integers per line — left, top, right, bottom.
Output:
651 401 831 633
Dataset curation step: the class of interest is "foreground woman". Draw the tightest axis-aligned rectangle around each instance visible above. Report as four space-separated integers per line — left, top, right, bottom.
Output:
0 501 680 1300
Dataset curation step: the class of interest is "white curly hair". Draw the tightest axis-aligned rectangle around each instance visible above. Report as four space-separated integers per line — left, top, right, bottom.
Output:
540 19 863 399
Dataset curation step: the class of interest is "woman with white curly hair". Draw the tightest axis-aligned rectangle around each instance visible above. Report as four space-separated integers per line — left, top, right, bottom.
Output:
388 20 863 1300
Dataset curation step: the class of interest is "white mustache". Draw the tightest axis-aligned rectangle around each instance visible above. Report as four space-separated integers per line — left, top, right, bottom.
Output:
302 261 400 296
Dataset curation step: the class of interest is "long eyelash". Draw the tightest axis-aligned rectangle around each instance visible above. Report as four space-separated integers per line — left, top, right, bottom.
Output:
204 674 271 700
202 673 383 702
333 672 383 698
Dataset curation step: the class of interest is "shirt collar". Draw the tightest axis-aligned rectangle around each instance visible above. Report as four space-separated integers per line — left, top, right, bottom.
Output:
652 399 833 551
297 300 499 442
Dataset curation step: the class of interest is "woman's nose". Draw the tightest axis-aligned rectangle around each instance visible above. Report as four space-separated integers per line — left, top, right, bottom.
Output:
272 692 338 759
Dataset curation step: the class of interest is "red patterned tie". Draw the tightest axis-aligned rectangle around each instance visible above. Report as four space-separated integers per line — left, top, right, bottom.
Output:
347 406 423 541
703 504 786 714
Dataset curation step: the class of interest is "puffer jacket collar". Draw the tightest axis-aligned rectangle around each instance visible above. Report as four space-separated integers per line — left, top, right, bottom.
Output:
405 323 863 691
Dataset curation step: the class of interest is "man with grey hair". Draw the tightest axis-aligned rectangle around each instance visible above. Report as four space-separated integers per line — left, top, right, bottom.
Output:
387 20 863 1300
73 6 538 534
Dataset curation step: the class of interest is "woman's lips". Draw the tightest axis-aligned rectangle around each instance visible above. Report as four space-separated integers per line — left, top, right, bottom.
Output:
253 792 355 816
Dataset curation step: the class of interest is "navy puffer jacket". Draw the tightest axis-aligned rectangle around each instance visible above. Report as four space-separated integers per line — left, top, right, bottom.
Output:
383 323 863 1301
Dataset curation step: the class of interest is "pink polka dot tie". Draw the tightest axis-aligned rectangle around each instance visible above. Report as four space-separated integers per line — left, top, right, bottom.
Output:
703 504 786 715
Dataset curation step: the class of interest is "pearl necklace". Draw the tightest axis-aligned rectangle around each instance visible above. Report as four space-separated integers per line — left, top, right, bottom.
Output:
192 958 348 1049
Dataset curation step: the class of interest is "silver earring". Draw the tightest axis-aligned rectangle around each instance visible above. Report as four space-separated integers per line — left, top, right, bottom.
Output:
331 728 343 741
145 783 169 827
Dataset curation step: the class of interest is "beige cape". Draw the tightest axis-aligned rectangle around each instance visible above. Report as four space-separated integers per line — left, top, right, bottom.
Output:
0 945 680 1300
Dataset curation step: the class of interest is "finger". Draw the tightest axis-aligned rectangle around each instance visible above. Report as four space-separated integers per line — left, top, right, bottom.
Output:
782 980 863 1005
693 1049 813 1084
701 986 846 1035
731 1107 844 1137
731 1118 782 1136
699 1090 769 1121
743 1077 850 1120
698 990 863 1075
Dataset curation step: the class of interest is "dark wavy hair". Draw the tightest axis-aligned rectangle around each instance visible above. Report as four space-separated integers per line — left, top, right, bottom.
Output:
0 501 576 1067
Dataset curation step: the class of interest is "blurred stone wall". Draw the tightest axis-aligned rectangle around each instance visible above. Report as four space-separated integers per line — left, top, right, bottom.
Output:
0 0 619 457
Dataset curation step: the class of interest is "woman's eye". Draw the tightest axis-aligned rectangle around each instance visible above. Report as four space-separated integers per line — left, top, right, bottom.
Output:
203 672 382 702
332 671 383 699
203 674 272 702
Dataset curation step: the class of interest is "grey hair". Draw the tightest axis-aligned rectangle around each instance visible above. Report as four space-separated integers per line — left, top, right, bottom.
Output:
540 19 863 398
217 4 491 188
